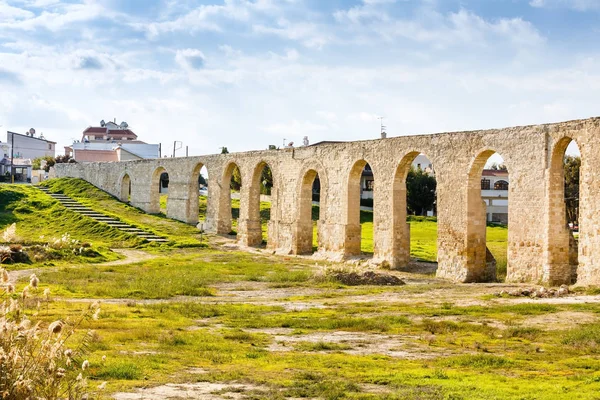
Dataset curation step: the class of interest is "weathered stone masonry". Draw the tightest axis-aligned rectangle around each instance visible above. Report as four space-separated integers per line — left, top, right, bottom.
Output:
55 117 600 285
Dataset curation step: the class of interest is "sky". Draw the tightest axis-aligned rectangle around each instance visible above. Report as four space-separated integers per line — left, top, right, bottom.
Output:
0 0 598 157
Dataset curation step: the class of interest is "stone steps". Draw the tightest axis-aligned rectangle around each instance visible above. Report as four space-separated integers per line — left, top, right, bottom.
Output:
37 187 168 243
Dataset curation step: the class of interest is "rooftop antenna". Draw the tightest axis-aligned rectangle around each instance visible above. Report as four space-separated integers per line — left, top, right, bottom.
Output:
378 116 387 139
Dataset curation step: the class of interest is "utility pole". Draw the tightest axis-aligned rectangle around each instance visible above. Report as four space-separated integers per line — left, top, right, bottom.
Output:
378 117 387 139
172 141 183 157
9 131 14 183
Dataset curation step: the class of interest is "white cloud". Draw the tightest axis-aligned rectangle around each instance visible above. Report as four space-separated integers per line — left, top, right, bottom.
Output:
0 2 108 31
530 0 600 11
0 2 34 22
335 6 544 48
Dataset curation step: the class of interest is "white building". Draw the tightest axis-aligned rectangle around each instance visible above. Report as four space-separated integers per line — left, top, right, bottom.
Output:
481 169 509 224
7 130 56 160
1 130 56 182
65 120 160 162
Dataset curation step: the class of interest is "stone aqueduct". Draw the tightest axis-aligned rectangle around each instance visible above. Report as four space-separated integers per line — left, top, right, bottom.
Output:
56 117 600 286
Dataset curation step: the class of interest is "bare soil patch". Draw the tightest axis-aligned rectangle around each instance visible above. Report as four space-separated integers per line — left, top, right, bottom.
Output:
113 382 261 400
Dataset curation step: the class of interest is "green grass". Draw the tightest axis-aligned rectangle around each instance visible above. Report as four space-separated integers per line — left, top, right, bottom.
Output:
40 178 204 247
0 184 138 248
37 249 318 299
25 291 600 399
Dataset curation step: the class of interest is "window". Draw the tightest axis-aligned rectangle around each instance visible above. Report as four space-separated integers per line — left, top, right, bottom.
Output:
48 144 52 150
481 178 490 190
365 180 374 191
494 180 508 190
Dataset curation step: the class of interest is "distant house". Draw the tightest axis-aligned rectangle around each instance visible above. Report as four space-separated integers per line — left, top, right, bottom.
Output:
481 169 509 224
1 129 56 182
65 120 160 162
359 156 433 201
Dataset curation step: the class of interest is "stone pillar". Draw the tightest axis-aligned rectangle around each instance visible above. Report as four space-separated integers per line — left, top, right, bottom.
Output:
237 184 262 247
130 172 158 214
576 135 600 285
166 178 197 224
372 174 402 267
542 137 576 285
343 223 361 256
435 166 471 282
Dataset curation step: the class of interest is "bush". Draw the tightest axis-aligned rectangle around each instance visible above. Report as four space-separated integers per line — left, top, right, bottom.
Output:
0 268 101 399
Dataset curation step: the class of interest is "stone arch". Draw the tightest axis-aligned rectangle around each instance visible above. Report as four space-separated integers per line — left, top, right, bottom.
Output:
345 159 374 256
246 160 276 247
217 161 241 234
544 136 580 284
150 166 168 214
295 161 329 254
118 172 131 203
465 149 509 282
392 151 435 267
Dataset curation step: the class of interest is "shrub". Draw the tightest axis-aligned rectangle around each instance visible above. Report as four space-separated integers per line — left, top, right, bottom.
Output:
0 268 101 399
2 223 18 243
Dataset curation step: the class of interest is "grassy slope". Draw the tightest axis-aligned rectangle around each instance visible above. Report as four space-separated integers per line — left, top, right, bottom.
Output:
42 178 203 247
0 185 137 265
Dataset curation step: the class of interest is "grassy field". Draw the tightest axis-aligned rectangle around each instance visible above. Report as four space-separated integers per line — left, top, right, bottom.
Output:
12 248 600 400
2 180 599 399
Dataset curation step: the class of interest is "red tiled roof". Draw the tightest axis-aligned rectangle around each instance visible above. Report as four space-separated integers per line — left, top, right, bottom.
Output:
83 126 137 137
482 169 508 177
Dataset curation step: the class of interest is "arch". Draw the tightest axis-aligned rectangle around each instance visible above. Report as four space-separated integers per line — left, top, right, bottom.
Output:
150 166 168 214
392 151 437 267
119 173 131 203
248 160 275 246
544 136 580 284
465 149 509 282
296 161 329 254
345 159 373 256
217 161 241 234
494 180 508 191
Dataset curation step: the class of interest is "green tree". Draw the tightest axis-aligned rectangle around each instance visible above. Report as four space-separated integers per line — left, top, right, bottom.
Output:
220 147 229 154
260 167 273 195
406 167 437 216
230 166 241 190
32 156 55 171
564 155 580 225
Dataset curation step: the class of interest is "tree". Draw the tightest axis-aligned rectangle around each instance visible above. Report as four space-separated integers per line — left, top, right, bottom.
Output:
32 156 55 171
198 173 207 186
564 155 580 225
406 167 437 216
489 162 508 171
260 167 273 195
220 147 229 154
230 166 242 190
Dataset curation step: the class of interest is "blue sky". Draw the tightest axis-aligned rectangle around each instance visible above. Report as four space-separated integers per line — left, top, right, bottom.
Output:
0 0 598 157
